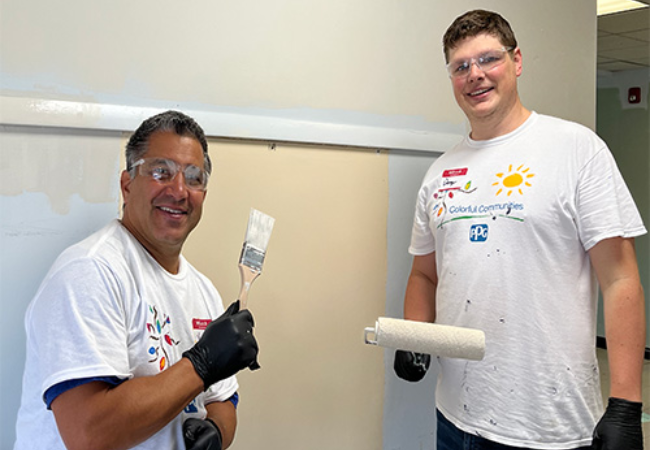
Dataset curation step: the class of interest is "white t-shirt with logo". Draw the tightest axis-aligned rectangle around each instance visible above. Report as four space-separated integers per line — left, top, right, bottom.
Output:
15 220 238 450
409 112 646 448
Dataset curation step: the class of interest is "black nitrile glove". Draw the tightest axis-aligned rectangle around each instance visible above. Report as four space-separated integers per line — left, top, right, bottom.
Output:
183 417 222 450
393 349 431 382
592 397 643 450
183 300 259 390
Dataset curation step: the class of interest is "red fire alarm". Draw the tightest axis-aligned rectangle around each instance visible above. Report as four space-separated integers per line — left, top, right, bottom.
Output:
628 87 641 104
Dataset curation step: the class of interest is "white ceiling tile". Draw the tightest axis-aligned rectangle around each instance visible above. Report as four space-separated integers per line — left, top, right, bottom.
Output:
598 34 648 50
600 46 650 60
597 6 649 69
598 60 647 71
598 7 650 33
623 29 650 42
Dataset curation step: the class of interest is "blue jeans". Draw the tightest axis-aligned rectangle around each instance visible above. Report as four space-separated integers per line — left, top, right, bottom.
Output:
436 410 591 450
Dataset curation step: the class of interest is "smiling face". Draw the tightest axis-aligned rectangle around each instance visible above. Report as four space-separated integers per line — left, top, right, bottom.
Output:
448 33 526 139
120 130 207 272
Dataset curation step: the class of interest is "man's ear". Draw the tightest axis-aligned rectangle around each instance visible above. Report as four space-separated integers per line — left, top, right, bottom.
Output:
513 47 523 77
120 170 132 204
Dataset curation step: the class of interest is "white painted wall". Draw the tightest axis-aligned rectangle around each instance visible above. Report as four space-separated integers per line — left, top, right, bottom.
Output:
1 0 596 134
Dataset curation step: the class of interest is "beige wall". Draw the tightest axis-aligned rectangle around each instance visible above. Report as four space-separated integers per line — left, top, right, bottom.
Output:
184 140 388 449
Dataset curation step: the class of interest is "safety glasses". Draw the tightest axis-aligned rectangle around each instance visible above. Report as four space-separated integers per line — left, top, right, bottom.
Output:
130 157 209 191
446 46 514 79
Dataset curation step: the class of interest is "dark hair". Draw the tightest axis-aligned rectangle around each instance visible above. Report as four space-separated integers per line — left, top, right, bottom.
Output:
125 110 211 175
442 10 518 63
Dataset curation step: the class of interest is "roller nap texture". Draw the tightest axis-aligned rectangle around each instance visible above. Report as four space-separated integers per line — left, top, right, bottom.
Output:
367 317 485 361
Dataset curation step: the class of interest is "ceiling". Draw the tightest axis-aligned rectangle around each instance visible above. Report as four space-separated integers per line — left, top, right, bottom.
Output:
597 3 650 72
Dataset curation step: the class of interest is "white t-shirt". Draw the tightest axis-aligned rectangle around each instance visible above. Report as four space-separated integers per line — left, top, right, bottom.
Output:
409 112 646 448
15 220 238 450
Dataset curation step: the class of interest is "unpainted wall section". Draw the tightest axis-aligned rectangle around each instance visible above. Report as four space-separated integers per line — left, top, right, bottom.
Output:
183 140 388 449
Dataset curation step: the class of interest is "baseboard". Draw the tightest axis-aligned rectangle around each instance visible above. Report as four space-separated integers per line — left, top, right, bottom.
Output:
597 336 650 360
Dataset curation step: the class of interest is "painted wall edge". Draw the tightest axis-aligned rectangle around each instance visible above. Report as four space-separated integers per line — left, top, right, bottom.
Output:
0 95 462 153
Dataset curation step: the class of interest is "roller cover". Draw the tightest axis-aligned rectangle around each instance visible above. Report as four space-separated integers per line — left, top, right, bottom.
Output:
374 317 485 361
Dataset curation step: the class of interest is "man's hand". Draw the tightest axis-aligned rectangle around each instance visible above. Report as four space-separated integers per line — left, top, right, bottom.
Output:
183 300 259 390
184 418 222 450
393 350 431 382
592 397 643 450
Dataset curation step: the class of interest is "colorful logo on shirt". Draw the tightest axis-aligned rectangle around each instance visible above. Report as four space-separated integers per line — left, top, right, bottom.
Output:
469 224 489 242
432 166 528 228
493 164 535 196
146 305 179 371
432 167 477 223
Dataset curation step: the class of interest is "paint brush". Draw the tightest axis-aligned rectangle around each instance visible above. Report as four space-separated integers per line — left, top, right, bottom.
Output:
238 208 275 309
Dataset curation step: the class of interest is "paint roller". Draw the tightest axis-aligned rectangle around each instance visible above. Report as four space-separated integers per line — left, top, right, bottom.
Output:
364 317 486 361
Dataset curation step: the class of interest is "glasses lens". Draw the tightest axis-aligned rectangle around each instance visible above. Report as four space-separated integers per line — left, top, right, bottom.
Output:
183 165 208 190
138 158 208 191
143 159 177 182
449 60 470 77
477 49 506 71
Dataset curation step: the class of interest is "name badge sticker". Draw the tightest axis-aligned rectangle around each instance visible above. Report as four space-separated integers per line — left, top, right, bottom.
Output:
192 318 211 342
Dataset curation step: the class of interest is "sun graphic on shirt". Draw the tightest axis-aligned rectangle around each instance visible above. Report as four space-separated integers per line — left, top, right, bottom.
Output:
493 164 535 196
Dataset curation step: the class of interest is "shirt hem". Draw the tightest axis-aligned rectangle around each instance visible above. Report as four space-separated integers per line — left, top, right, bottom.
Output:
436 406 593 449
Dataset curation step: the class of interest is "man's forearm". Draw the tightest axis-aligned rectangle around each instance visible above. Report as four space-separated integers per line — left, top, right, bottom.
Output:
53 358 204 450
603 281 646 402
404 253 438 323
404 273 437 322
206 401 237 449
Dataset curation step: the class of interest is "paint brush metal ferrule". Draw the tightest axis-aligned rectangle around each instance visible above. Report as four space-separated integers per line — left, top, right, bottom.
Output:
240 243 265 272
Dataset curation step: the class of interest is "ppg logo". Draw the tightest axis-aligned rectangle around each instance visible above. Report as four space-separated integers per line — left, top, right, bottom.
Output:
470 224 488 242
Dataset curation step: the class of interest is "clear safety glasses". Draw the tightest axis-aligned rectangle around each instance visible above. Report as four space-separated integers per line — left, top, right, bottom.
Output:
131 157 209 191
446 46 514 79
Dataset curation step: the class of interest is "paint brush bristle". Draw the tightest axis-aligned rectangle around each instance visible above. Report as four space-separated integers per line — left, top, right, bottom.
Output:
245 209 275 253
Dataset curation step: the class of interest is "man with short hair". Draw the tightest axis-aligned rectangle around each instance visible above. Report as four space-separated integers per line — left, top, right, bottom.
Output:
394 10 646 450
15 110 259 450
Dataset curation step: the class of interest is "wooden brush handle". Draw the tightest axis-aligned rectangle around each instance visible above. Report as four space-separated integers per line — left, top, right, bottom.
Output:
238 263 261 309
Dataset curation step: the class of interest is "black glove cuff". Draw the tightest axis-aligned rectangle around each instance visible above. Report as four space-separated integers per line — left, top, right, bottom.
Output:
606 397 643 420
394 350 431 382
204 417 223 446
183 348 211 390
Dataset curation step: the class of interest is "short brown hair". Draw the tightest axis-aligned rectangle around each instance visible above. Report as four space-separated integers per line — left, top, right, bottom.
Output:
126 110 211 175
442 10 518 63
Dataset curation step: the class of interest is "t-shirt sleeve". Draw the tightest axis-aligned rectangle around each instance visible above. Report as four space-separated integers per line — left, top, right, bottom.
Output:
204 374 239 404
409 184 436 255
44 376 124 409
575 145 647 251
27 258 133 399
